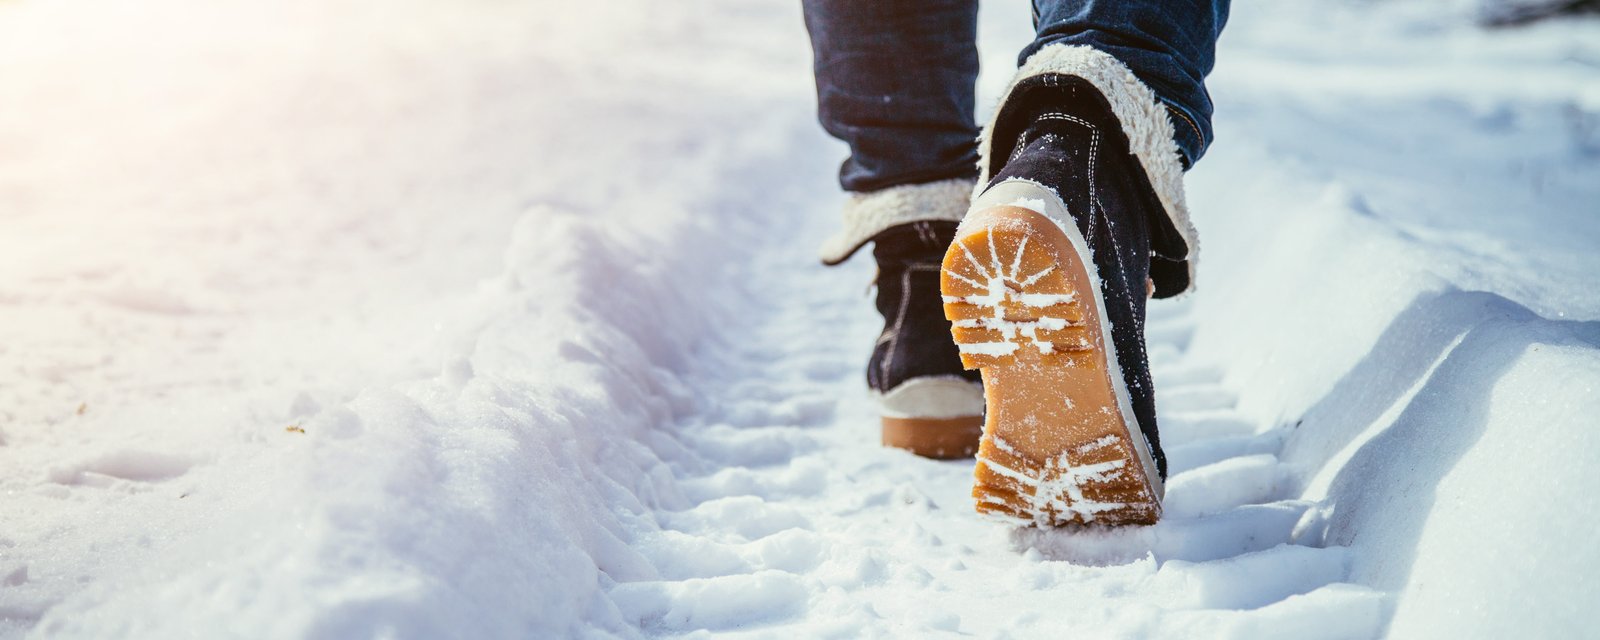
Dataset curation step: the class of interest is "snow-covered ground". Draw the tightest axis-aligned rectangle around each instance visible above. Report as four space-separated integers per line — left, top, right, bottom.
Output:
2 0 1597 637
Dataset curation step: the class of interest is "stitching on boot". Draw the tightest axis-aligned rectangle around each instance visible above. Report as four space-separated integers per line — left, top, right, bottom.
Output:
880 263 944 388
1034 112 1151 405
1033 113 1105 247
880 268 909 385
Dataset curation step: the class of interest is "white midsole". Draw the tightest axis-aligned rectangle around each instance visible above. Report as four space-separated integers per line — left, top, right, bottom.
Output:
875 376 985 420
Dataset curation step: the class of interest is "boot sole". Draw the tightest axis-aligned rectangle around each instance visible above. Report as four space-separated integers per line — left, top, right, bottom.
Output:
881 415 984 459
877 377 985 459
941 182 1163 526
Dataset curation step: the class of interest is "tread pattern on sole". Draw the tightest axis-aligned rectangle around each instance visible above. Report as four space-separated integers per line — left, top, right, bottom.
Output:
940 224 1091 369
941 206 1161 527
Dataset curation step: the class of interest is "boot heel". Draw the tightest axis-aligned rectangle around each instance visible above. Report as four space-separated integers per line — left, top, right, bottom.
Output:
877 377 984 459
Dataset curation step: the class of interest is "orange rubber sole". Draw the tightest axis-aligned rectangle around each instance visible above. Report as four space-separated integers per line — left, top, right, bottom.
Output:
881 415 983 459
941 204 1162 527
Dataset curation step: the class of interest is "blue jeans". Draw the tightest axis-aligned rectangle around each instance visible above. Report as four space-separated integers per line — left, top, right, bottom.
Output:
802 0 1229 193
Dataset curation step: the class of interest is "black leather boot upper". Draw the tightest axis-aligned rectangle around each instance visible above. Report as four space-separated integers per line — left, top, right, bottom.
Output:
867 221 982 394
983 74 1170 479
987 75 1192 299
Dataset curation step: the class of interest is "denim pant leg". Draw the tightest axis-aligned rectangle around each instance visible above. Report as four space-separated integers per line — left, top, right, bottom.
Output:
802 0 981 193
1028 0 1230 167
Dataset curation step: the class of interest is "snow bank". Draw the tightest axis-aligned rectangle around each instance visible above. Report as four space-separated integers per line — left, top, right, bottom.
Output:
1184 36 1600 631
21 145 793 637
0 0 824 636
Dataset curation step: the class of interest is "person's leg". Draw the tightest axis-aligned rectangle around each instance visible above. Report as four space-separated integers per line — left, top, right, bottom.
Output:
804 0 981 266
802 0 981 194
1028 0 1229 167
803 0 987 459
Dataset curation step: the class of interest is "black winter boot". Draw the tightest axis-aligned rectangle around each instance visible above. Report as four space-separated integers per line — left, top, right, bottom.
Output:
868 221 985 459
942 49 1195 527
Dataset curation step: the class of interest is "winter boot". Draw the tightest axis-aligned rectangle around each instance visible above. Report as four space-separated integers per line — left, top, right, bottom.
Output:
941 46 1199 526
818 179 986 459
869 221 985 458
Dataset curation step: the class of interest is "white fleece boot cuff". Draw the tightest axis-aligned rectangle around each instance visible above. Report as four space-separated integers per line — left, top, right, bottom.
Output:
978 44 1199 292
818 177 975 266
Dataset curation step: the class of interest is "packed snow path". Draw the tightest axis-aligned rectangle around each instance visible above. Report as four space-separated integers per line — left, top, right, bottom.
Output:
606 233 1383 637
2 0 1598 638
